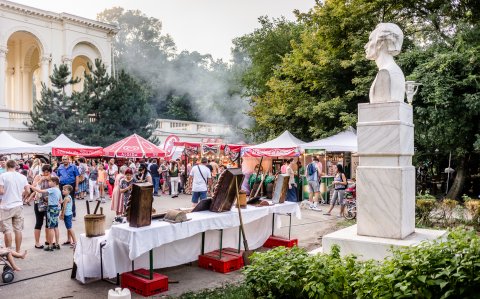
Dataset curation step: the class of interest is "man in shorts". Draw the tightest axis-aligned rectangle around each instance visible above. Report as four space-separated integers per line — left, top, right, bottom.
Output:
0 160 30 251
189 158 212 207
306 157 322 211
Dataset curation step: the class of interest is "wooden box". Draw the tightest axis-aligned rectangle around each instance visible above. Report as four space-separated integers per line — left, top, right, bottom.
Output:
127 182 154 227
272 174 289 204
210 168 244 212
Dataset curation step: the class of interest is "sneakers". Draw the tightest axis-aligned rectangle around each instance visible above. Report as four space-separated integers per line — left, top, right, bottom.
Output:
101 198 106 203
44 246 54 252
309 205 322 211
54 243 60 250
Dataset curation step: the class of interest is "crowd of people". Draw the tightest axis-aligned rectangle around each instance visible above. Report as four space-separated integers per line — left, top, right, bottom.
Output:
0 154 238 270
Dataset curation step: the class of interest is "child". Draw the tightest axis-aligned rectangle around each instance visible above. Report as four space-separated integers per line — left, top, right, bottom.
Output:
97 164 107 202
60 185 76 248
30 177 62 251
0 246 27 271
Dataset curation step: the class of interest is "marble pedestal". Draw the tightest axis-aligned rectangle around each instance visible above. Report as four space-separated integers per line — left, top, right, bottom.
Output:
322 102 445 260
322 225 447 260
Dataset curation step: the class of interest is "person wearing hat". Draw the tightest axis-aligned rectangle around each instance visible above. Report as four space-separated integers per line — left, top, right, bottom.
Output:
188 157 212 206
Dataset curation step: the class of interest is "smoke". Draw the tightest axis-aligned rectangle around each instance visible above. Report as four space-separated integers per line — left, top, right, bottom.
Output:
102 8 253 142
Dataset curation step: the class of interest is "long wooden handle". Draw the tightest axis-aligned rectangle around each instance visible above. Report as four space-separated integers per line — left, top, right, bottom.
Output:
236 177 249 251
249 156 263 199
86 200 91 214
93 200 101 214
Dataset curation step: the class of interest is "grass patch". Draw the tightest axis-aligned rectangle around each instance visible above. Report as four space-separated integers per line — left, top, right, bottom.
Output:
335 218 356 229
173 283 253 299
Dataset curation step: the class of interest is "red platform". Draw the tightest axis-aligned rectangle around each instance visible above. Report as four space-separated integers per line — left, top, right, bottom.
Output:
121 268 168 297
263 235 298 248
198 248 244 273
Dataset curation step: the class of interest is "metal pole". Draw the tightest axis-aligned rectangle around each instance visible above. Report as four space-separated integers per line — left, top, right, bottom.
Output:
446 151 451 195
271 213 275 236
149 249 153 280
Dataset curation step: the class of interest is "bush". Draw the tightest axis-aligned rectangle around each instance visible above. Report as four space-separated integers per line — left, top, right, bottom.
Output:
465 199 480 230
416 197 437 226
440 199 458 227
244 228 480 298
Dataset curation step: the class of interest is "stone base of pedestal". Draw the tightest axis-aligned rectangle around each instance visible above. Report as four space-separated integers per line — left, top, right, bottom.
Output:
322 224 446 261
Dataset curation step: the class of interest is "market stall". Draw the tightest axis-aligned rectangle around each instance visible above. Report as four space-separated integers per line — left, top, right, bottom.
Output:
241 131 305 199
39 134 103 157
74 201 301 283
0 131 42 154
103 134 165 158
300 128 358 201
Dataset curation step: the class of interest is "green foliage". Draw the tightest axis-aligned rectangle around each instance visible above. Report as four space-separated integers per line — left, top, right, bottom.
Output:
243 246 310 298
174 284 253 299
244 228 480 298
28 64 80 142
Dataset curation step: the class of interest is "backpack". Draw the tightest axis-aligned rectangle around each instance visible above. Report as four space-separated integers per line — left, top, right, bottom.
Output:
307 163 317 176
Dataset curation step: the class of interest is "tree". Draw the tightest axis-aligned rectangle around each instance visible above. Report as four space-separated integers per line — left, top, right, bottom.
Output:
28 64 80 142
74 60 154 146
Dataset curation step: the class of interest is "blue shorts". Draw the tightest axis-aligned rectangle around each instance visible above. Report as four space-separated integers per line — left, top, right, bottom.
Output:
64 214 73 229
47 206 60 228
191 191 207 203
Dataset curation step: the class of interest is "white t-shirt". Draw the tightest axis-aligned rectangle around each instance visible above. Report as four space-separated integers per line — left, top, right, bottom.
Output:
189 165 211 192
0 171 28 209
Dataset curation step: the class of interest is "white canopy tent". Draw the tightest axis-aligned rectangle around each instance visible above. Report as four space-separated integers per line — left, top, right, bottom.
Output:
301 127 358 152
241 130 305 157
0 131 42 154
38 134 103 156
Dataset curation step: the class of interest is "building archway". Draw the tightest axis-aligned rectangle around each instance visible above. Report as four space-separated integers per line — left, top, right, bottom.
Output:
6 31 44 111
71 42 101 92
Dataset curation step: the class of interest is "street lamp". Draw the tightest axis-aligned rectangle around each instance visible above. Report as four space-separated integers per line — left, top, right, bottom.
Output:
405 81 421 105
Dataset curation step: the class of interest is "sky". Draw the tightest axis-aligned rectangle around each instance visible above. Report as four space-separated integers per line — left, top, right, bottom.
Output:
13 0 316 61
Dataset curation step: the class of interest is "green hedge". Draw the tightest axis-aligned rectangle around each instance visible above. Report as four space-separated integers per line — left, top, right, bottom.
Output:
243 228 480 299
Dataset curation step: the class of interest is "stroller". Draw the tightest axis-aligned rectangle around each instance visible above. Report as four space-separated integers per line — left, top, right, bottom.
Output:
344 181 357 220
0 252 15 283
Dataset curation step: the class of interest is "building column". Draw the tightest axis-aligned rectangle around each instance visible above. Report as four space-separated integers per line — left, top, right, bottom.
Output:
22 66 31 111
62 55 73 95
0 47 7 109
40 55 51 87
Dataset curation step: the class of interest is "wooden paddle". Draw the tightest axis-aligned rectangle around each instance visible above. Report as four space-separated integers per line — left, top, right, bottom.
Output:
236 176 253 265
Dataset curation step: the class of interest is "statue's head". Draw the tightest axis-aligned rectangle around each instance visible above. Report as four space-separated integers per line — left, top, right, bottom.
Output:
365 23 403 60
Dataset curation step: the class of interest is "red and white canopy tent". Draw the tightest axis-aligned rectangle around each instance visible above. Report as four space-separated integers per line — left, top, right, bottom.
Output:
240 130 305 173
39 134 103 157
241 130 304 158
103 134 165 158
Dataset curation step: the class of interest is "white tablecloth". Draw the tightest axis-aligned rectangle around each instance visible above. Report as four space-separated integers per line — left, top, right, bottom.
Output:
75 201 300 283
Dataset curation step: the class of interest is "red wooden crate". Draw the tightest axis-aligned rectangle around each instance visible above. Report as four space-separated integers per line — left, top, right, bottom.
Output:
263 235 298 248
121 268 168 297
198 249 244 273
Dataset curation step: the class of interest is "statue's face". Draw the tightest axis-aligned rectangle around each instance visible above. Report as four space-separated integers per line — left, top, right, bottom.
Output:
365 29 378 60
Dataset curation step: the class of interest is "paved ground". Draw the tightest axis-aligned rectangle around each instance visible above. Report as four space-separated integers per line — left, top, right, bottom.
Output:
0 194 345 298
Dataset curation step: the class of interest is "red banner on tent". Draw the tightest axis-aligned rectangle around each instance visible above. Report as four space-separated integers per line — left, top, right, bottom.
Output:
52 147 104 157
242 147 300 157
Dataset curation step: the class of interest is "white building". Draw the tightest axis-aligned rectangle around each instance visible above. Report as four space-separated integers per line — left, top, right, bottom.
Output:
153 118 233 146
0 0 117 143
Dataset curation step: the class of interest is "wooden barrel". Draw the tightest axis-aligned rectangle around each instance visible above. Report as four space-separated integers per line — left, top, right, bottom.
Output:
237 191 247 208
84 214 106 237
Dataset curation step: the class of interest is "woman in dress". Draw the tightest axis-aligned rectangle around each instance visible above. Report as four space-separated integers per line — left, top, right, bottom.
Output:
106 158 118 198
119 168 136 214
111 165 127 215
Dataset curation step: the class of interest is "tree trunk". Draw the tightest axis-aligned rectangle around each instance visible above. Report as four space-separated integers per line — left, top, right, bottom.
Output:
446 155 468 200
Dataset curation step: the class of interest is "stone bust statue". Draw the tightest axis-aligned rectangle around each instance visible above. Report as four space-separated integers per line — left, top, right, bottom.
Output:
365 23 405 103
